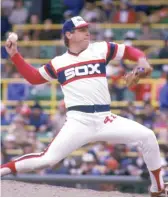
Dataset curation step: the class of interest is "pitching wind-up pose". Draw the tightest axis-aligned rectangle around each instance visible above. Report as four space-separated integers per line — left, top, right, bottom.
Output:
1 16 167 197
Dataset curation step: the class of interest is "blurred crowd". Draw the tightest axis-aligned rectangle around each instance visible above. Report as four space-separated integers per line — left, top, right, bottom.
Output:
1 0 168 43
1 0 168 179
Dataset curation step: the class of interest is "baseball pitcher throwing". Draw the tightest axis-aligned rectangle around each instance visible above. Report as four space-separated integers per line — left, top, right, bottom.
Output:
1 16 167 197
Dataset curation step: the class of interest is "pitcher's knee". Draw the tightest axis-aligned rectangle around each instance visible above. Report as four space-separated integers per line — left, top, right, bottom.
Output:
140 127 156 141
42 154 62 168
142 128 158 147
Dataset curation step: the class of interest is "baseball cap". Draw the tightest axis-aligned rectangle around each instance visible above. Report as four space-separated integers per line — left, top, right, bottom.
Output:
62 16 89 35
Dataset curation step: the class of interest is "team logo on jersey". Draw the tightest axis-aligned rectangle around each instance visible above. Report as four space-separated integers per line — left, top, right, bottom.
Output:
65 64 100 80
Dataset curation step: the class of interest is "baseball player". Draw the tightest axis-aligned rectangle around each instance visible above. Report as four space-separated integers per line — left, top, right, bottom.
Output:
0 16 167 197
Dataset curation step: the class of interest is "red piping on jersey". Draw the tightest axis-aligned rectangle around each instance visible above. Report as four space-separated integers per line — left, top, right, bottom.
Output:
62 73 106 86
57 59 106 73
11 53 47 84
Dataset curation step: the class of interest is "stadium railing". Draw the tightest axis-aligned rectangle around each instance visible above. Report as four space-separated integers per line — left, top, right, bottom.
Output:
11 23 168 32
2 40 167 47
96 0 168 6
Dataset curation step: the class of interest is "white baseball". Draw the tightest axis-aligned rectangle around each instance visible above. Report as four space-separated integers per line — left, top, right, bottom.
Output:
8 32 18 42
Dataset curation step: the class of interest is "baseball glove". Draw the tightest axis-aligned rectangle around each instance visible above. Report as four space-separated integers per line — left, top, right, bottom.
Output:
124 66 153 87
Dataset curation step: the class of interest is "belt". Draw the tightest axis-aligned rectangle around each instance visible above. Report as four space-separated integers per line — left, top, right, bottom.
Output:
67 105 110 113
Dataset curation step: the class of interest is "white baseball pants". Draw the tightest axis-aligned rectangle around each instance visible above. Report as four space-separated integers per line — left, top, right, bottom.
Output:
13 110 161 172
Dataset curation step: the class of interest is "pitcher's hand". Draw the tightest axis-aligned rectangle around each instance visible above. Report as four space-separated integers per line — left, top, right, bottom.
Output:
5 33 18 57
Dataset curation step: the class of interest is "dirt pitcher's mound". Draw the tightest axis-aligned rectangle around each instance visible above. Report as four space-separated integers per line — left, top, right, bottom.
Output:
1 180 147 197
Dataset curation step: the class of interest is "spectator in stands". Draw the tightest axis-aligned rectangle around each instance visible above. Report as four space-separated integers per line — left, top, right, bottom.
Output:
18 32 40 58
1 143 8 164
29 14 40 25
8 0 28 25
80 0 106 23
101 0 116 22
120 107 134 120
45 160 70 174
105 156 119 174
51 100 66 135
7 72 30 101
142 102 156 129
1 0 14 16
124 30 137 41
63 0 84 16
27 131 45 152
127 151 147 177
3 134 18 150
107 63 126 101
39 19 61 40
30 102 50 132
1 62 16 78
161 154 168 176
148 6 168 23
8 115 29 147
113 0 137 23
138 22 161 40
130 83 151 101
64 157 79 175
22 142 35 155
158 36 168 70
19 105 31 125
1 9 11 40
1 103 12 125
159 74 168 111
90 29 100 41
153 111 168 143
29 14 41 40
15 101 24 114
1 45 9 59
153 111 167 129
63 10 74 22
79 153 106 175
103 29 115 42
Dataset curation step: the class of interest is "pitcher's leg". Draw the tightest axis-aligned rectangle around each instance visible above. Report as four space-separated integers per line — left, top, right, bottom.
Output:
94 114 164 193
0 118 94 176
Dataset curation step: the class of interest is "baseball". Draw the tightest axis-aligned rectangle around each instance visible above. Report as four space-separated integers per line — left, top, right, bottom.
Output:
8 32 18 42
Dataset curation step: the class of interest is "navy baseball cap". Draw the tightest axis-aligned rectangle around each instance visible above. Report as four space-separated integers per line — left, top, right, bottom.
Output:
62 16 89 35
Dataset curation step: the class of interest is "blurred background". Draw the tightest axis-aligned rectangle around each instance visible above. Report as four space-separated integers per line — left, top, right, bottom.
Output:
1 0 168 195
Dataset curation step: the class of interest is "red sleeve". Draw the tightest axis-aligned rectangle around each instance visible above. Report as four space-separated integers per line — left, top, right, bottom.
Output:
123 46 146 62
11 53 47 84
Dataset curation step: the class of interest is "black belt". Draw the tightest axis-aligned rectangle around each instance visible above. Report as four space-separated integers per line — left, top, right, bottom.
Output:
67 105 110 113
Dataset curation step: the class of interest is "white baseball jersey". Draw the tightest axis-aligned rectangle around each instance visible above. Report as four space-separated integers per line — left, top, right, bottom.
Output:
39 41 125 108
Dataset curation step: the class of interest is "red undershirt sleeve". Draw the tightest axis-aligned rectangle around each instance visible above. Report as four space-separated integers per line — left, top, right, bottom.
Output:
11 53 48 84
123 45 146 61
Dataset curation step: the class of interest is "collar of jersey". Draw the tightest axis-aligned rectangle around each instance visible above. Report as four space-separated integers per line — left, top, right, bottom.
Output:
67 48 86 56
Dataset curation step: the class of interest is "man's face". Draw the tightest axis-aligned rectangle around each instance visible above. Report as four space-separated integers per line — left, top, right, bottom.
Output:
67 27 90 49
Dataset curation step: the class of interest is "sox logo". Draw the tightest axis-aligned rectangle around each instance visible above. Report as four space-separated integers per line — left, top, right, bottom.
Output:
65 63 101 80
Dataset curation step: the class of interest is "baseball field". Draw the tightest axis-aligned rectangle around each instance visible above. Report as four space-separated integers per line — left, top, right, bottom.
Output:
1 180 147 197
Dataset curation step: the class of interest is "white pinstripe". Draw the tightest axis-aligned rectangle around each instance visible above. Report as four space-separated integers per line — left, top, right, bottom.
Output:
39 66 54 81
113 43 125 61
